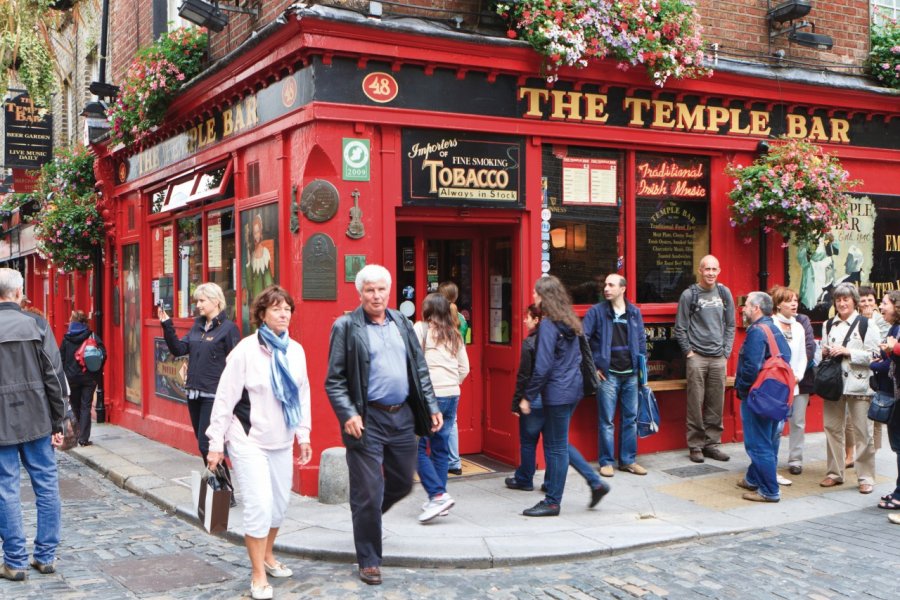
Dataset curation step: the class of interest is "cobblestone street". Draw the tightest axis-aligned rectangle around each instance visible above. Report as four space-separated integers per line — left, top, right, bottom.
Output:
4 452 897 599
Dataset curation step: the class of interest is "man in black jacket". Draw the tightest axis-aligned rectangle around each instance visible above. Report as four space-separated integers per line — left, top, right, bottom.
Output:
325 264 441 586
0 268 67 580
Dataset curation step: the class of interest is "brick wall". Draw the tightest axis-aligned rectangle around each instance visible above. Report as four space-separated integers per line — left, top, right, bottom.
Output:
48 0 103 148
106 0 876 91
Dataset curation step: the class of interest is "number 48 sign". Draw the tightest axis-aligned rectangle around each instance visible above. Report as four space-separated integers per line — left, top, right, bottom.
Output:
362 72 399 104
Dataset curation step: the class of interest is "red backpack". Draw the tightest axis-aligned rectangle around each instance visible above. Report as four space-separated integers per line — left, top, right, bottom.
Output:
75 334 104 373
746 325 795 421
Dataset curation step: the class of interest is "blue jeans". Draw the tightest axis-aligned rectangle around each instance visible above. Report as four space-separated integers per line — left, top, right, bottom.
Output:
447 420 461 470
515 407 604 492
740 401 783 500
542 402 579 506
598 373 639 466
417 396 458 499
0 435 61 569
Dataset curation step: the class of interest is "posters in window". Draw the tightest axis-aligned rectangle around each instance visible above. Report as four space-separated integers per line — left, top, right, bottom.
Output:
240 203 279 332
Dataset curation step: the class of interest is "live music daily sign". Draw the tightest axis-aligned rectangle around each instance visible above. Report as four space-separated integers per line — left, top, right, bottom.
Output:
4 92 53 169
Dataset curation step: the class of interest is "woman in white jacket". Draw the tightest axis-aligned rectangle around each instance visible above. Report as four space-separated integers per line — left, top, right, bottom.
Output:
819 282 880 494
206 286 312 600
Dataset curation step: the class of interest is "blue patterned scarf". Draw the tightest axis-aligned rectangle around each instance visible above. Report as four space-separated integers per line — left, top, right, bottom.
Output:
258 324 301 429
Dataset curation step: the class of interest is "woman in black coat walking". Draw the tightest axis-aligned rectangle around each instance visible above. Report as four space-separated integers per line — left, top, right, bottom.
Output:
59 310 106 446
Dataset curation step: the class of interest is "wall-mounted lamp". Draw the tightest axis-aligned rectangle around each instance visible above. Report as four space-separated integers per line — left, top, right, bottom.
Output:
767 0 833 52
178 0 258 32
766 0 811 24
789 29 833 50
81 100 110 144
572 224 587 252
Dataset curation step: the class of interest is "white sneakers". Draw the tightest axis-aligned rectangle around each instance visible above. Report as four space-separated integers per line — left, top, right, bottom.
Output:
418 493 455 523
777 474 793 486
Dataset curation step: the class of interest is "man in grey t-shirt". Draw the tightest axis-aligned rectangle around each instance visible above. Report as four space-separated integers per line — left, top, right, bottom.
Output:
674 255 736 463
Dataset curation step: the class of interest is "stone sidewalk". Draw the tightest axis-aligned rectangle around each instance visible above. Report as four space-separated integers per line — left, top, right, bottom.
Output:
68 424 897 568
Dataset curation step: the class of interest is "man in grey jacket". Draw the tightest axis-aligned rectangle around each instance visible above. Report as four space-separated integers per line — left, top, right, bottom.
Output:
0 268 67 580
674 256 736 463
325 264 441 586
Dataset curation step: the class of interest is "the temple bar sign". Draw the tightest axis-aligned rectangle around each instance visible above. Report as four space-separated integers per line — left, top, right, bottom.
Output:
4 92 52 169
402 130 525 208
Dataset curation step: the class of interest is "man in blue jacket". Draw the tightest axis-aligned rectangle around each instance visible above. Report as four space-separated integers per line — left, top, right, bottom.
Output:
735 291 791 503
583 274 648 477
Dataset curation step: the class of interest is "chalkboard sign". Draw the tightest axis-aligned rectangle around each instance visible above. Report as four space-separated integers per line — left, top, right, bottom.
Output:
634 154 710 304
644 322 685 380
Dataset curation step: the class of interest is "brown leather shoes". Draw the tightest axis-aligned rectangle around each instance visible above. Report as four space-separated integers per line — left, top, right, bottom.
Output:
359 566 382 585
689 449 704 463
742 491 779 503
702 447 730 462
819 477 844 488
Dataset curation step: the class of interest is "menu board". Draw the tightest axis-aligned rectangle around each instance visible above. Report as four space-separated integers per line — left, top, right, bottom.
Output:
635 154 710 304
562 157 617 205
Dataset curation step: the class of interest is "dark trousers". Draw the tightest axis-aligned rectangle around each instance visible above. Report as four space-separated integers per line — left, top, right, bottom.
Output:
888 400 900 498
188 397 215 461
69 380 97 444
345 403 417 568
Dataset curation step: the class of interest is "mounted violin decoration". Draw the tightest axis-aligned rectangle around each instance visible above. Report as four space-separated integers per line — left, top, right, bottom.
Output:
346 188 365 240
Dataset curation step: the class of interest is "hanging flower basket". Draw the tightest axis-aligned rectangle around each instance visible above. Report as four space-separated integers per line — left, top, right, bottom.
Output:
495 0 711 86
726 138 861 249
30 146 105 273
107 26 208 146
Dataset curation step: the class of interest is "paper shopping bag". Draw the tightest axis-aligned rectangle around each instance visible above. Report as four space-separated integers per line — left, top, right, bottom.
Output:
196 466 232 534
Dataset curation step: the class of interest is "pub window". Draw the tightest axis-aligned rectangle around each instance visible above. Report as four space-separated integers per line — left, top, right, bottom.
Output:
541 145 625 305
151 162 234 214
634 153 710 304
148 162 237 324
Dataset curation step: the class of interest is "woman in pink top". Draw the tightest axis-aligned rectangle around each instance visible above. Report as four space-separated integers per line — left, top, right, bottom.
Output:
206 286 312 600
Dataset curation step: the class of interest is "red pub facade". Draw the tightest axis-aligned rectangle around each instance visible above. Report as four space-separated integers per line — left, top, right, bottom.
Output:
91 4 900 495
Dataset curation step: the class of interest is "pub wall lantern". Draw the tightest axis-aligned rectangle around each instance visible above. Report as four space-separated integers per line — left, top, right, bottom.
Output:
178 0 259 32
767 0 833 51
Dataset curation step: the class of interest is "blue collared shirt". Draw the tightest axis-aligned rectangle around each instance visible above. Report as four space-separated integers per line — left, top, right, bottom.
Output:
365 313 409 405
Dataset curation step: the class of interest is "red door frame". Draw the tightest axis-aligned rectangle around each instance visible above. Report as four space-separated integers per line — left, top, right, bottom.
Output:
396 213 523 464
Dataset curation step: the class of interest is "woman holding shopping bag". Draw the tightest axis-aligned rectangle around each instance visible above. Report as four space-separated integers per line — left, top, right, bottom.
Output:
206 285 312 600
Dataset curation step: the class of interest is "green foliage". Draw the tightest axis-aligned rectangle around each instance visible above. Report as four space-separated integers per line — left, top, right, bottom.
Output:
107 26 209 146
0 0 61 108
866 16 900 89
31 145 105 272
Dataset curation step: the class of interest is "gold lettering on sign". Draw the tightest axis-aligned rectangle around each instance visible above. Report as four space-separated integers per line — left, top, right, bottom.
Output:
516 86 854 144
550 90 582 121
886 234 900 252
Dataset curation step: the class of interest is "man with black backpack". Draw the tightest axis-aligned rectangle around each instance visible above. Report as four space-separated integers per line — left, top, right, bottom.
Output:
734 292 792 503
674 255 736 463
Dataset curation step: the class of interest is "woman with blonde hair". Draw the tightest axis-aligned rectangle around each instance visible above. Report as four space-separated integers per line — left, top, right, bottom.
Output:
520 275 586 517
159 282 240 465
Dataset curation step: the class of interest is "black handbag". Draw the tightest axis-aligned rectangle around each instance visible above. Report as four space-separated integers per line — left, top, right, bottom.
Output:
579 335 600 397
814 317 859 401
